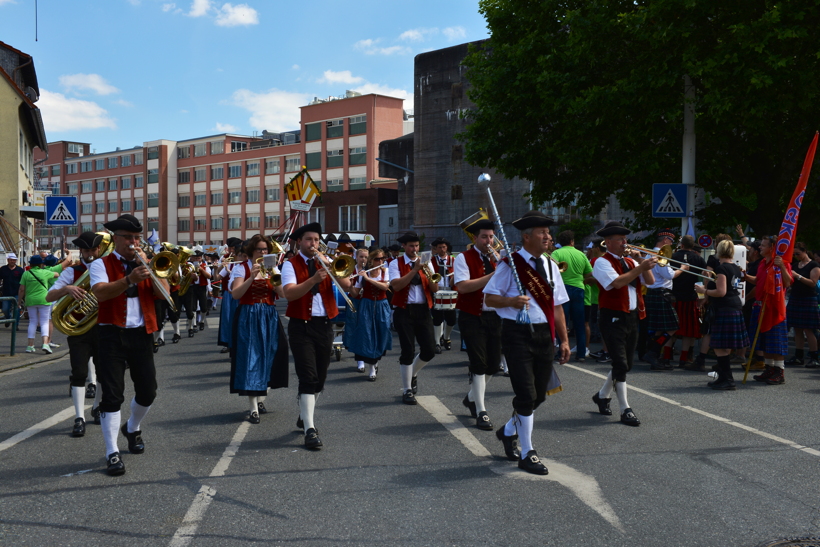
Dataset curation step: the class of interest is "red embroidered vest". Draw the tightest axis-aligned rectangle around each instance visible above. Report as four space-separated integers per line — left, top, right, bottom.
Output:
360 271 388 301
391 256 433 309
97 253 159 333
285 255 338 320
596 253 646 319
456 248 492 316
237 263 276 305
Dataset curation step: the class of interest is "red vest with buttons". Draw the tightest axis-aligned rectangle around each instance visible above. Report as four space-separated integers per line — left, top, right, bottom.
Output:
97 253 159 333
455 248 492 317
360 271 388 301
596 253 646 320
192 261 209 285
285 255 338 320
71 263 88 283
391 256 433 309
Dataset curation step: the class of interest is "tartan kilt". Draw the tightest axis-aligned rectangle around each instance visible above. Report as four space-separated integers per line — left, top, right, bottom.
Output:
673 300 702 339
786 295 820 329
645 289 679 332
749 304 788 356
711 308 751 349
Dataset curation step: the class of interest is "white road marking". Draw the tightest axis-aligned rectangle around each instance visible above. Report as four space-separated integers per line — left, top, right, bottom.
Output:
60 468 93 478
0 405 87 453
562 363 820 458
209 421 250 477
417 395 623 533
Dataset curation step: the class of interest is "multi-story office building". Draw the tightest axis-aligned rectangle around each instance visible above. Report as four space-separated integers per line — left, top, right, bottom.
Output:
33 92 405 250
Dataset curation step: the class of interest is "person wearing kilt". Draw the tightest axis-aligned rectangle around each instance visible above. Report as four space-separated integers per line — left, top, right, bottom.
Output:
217 238 245 354
671 236 707 368
695 240 750 389
744 236 793 385
430 238 456 353
229 235 288 424
785 243 820 367
643 231 686 371
345 247 392 381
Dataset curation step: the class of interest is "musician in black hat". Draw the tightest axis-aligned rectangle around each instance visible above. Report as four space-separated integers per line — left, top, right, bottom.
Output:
484 211 571 475
188 250 211 332
47 231 106 437
430 237 456 352
88 214 170 475
454 219 501 430
591 221 656 427
388 231 440 405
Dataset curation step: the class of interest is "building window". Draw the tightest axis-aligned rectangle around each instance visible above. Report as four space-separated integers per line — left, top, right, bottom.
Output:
95 159 105 170
109 201 118 212
178 195 190 208
67 182 78 195
211 192 223 205
121 155 131 167
349 114 367 135
95 180 105 192
148 193 159 207
211 141 224 154
135 199 144 210
82 223 93 233
231 141 247 153
82 202 92 214
306 207 324 226
51 165 61 176
211 217 223 230
194 143 207 157
147 146 159 160
246 162 259 176
326 178 343 192
148 218 159 232
108 157 118 169
67 226 79 236
178 219 190 231
326 149 344 168
194 194 206 206
228 217 241 229
326 119 344 138
178 170 190 184
68 143 83 154
81 181 92 193
121 200 131 212
265 159 280 174
121 176 131 189
194 218 206 231
67 163 78 174
305 152 321 170
211 166 224 179
339 204 366 232
265 215 280 229
305 122 321 141
109 178 118 191
285 156 300 172
246 216 260 229
147 169 159 184
81 161 92 173
246 188 260 203
178 147 190 159
135 152 144 165
194 168 206 182
349 146 367 166
228 164 242 178
95 202 104 213
228 191 241 204
349 176 367 190
265 187 280 201
135 176 144 188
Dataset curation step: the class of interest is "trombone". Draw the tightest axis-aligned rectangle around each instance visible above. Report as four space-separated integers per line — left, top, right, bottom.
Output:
315 241 357 313
129 244 178 311
624 244 714 280
545 252 568 273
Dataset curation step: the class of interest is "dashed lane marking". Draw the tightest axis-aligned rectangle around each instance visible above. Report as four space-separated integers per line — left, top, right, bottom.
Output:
0 405 88 453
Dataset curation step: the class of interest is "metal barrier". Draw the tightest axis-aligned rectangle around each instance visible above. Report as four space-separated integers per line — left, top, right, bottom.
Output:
0 296 19 356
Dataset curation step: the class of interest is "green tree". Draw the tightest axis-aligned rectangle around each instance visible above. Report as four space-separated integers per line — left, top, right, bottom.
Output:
461 0 820 246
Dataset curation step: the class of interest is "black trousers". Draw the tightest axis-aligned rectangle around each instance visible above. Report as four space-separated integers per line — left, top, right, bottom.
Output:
501 320 555 416
394 304 436 364
289 317 333 394
599 308 639 382
156 294 180 325
459 310 502 376
178 289 195 321
190 285 208 318
97 325 157 412
431 308 457 327
68 325 100 386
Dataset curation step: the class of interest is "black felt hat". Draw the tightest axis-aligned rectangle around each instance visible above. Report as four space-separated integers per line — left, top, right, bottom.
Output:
104 214 143 233
388 244 401 252
73 231 104 250
431 237 450 248
291 222 323 241
226 237 243 248
465 219 495 234
396 231 420 244
512 211 555 231
337 232 353 244
596 221 631 237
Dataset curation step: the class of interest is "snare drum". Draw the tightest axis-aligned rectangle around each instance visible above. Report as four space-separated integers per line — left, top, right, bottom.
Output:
433 290 458 310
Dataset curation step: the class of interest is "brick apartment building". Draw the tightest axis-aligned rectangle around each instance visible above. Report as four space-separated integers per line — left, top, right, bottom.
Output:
33 92 405 250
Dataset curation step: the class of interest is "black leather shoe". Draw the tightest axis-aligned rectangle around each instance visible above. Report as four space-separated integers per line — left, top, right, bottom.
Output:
443 339 451 350
296 416 304 430
172 334 181 343
620 408 641 426
153 345 159 353
248 411 260 424
411 376 418 394
434 344 442 354
304 428 323 449
402 389 417 405
592 392 612 415
91 406 101 425
220 347 229 353
495 428 521 461
462 395 477 418
106 452 126 476
257 402 267 414
476 411 494 431
85 383 96 399
188 329 196 338
120 424 145 453
198 322 205 331
709 378 737 390
72 417 85 437
518 450 549 475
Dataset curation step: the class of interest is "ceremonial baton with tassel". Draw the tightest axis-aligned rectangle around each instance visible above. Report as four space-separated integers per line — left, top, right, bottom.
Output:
477 173 532 330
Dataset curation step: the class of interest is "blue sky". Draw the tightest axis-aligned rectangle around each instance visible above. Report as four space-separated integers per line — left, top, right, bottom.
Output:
1 0 489 154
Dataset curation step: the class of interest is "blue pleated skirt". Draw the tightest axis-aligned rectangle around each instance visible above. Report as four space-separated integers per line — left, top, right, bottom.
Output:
343 298 392 360
230 303 279 395
218 290 240 347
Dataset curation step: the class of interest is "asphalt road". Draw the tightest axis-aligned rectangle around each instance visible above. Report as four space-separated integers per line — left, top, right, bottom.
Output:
1 303 820 547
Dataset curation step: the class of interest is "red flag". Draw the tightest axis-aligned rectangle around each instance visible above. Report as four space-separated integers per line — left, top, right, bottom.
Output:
761 132 818 332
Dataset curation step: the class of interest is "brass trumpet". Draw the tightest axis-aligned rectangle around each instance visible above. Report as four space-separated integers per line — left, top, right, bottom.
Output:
545 252 568 273
418 251 442 283
255 255 282 286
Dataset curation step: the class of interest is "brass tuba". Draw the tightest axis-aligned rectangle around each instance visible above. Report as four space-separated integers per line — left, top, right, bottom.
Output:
51 232 115 336
176 245 195 296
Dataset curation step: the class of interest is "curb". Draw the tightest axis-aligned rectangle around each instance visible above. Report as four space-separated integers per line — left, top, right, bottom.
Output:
0 349 70 374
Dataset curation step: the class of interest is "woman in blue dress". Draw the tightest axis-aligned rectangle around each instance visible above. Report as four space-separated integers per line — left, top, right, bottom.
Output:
217 239 246 353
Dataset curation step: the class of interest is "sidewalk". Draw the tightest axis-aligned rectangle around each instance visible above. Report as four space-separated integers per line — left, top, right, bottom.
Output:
0 317 70 374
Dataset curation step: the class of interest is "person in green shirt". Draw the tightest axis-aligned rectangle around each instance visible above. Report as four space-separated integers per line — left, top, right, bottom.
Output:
19 256 58 353
551 230 594 361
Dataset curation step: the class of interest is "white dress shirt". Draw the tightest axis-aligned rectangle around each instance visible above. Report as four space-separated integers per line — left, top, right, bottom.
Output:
454 247 494 312
89 251 144 328
388 253 427 304
593 252 638 310
433 254 453 289
280 253 326 316
646 247 674 289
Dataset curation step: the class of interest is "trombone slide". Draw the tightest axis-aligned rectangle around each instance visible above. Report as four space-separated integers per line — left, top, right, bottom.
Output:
129 244 177 312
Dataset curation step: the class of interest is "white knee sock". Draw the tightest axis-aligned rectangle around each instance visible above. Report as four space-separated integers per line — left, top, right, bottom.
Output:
411 354 429 377
299 394 316 431
158 328 165 341
774 359 785 369
504 416 517 436
100 410 121 456
517 414 534 457
248 396 258 414
356 360 364 370
434 324 443 342
615 381 630 413
71 386 85 419
197 312 202 323
470 374 487 413
126 398 151 433
400 364 414 391
87 358 96 385
153 331 161 343
172 321 180 335
599 371 614 399
187 319 193 330
500 355 509 373
443 324 454 341
369 362 378 377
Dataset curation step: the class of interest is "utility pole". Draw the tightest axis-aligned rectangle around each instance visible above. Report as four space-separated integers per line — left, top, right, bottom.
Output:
682 75 696 237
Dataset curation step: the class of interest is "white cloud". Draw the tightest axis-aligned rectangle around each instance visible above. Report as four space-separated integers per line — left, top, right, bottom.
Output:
443 26 466 41
126 0 141 5
354 38 411 56
114 99 134 107
399 28 438 42
354 38 378 50
214 122 239 133
162 3 176 12
58 73 120 96
215 3 259 26
318 70 363 85
228 88 310 132
188 0 210 17
349 82 412 103
0 0 18 5
38 89 116 132
292 64 300 70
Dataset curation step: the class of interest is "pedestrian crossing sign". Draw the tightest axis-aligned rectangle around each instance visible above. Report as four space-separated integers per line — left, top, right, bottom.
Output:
45 195 78 226
652 184 688 218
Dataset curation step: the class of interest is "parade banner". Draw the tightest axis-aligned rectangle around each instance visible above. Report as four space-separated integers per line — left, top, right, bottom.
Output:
285 168 321 212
